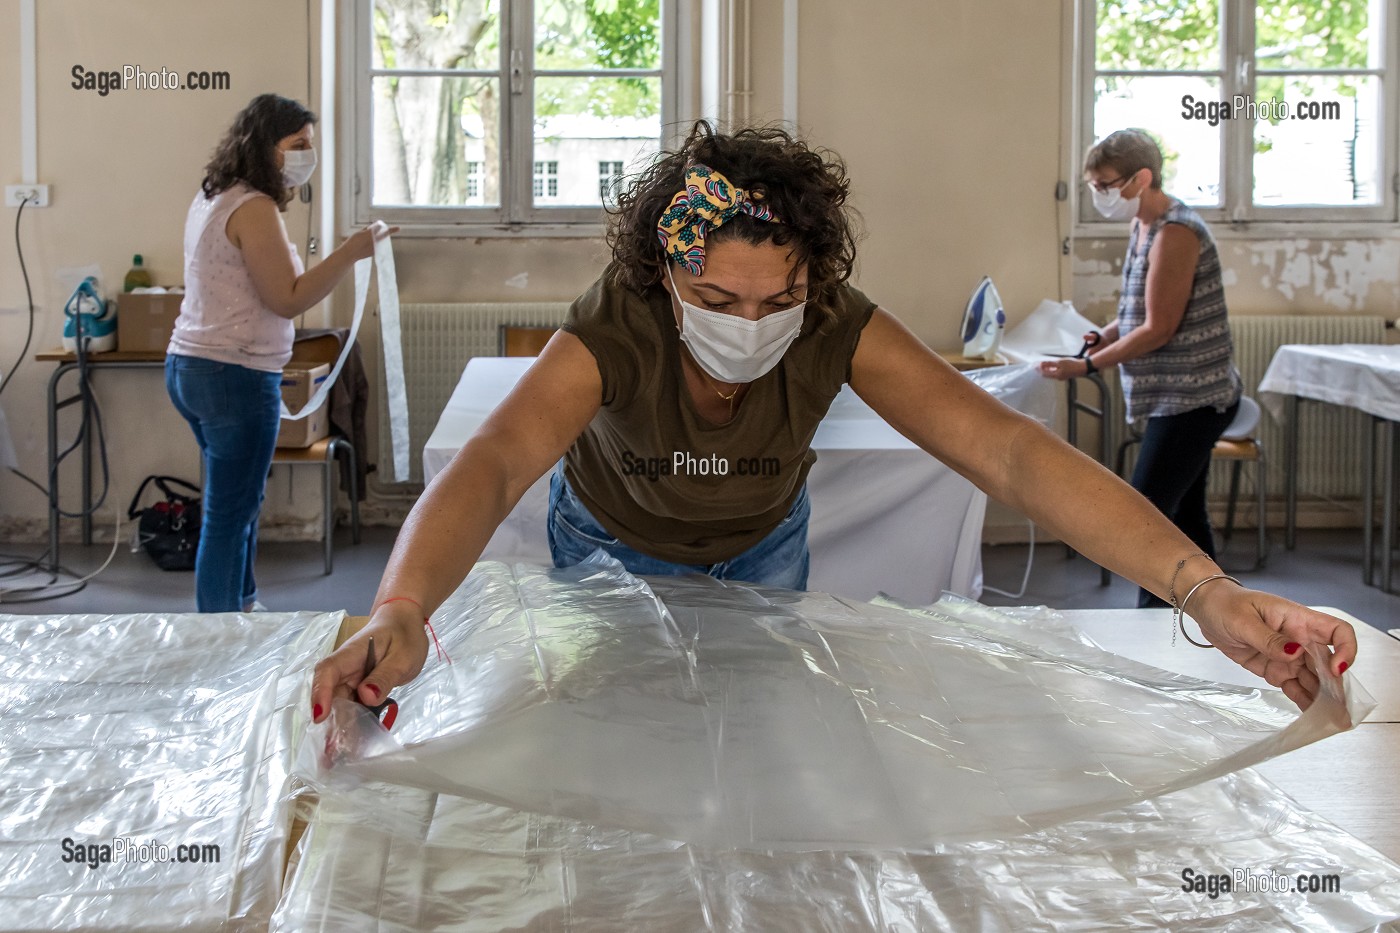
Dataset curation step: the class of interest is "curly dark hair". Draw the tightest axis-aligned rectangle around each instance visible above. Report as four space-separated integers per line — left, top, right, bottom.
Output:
201 93 317 209
607 121 860 329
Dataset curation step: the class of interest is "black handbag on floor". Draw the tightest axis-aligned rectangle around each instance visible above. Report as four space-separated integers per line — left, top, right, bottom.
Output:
127 475 202 571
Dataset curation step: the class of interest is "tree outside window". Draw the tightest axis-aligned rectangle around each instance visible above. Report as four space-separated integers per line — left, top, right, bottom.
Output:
1086 0 1394 224
360 0 673 228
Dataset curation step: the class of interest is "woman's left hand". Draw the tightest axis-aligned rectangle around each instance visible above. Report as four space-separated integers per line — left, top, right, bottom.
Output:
1038 357 1088 380
1186 579 1357 710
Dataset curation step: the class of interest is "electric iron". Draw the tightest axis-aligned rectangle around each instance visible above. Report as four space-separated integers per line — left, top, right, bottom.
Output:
961 275 1005 361
62 277 117 353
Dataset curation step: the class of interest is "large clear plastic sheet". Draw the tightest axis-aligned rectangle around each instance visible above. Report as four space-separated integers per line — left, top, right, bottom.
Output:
274 768 1400 932
0 610 343 933
305 557 1373 850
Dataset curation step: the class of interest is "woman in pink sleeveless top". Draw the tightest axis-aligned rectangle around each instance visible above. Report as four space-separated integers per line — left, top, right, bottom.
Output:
166 93 393 612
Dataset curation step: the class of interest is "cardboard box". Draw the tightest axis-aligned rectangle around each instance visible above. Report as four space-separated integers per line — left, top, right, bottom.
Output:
116 292 184 352
277 363 331 448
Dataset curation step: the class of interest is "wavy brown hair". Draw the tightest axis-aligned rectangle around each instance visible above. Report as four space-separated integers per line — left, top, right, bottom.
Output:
607 121 860 329
201 93 317 209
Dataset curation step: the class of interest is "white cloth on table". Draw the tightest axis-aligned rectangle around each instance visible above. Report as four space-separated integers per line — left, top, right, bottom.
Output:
1258 343 1400 423
421 357 1057 604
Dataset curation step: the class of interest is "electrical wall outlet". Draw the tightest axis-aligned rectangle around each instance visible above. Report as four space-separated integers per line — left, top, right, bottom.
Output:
5 184 51 207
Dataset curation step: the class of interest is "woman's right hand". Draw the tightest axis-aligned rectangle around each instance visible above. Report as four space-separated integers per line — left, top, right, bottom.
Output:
341 222 400 262
309 598 429 724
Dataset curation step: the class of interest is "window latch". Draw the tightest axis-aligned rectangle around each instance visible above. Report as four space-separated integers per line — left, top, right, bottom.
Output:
510 48 523 96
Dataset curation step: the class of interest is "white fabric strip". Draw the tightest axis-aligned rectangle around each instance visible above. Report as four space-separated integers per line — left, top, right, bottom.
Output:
279 223 410 483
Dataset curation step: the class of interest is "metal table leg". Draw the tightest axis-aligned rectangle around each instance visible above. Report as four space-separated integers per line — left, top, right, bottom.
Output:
1284 394 1299 550
1363 416 1376 587
46 365 65 575
1383 420 1396 594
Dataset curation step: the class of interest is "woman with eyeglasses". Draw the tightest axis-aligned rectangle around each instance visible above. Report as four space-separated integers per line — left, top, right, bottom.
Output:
1040 128 1243 610
312 121 1351 721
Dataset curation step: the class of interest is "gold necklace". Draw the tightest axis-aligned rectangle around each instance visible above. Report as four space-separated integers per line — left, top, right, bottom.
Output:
712 380 739 419
690 356 740 418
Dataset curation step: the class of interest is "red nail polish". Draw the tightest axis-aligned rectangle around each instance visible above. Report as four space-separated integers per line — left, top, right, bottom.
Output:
365 683 380 699
313 703 323 720
1284 642 1300 655
1338 662 1348 674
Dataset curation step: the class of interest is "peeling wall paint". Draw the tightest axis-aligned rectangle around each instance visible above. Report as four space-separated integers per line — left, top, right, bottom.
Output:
1242 239 1400 312
1074 236 1400 322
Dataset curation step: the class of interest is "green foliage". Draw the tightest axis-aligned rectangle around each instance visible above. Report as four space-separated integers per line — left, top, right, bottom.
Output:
1095 0 1221 71
535 0 661 121
1095 0 1370 73
1255 0 1371 70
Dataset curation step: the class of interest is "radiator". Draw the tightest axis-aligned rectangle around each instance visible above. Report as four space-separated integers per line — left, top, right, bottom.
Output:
1108 314 1386 505
377 302 570 484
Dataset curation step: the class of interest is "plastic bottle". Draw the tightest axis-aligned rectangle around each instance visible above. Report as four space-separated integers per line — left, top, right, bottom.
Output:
123 254 152 292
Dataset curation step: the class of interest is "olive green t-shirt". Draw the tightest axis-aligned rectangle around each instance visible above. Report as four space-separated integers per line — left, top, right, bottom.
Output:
560 267 878 564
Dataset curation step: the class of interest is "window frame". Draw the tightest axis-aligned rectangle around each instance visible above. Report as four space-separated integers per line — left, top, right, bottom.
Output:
351 0 682 235
1076 0 1400 230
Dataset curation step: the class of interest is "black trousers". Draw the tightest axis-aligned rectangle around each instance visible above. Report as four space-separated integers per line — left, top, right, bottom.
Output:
1131 400 1240 608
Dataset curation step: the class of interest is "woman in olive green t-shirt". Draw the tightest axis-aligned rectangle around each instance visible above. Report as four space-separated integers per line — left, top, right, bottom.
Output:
312 121 1355 722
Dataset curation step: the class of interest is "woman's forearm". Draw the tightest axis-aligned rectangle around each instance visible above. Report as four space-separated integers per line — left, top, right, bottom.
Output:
996 420 1211 600
270 248 359 319
370 437 524 616
1087 323 1169 371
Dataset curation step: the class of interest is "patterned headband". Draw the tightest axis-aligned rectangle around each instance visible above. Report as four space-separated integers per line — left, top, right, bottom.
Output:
655 164 780 275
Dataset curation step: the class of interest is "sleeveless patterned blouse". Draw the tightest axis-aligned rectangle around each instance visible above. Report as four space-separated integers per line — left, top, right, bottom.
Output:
1116 198 1241 421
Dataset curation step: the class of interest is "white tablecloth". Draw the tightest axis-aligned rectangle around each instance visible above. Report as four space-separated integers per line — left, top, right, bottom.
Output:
422 358 1056 603
1258 343 1400 422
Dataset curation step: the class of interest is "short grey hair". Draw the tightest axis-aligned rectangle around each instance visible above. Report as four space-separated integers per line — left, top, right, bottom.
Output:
1084 128 1163 190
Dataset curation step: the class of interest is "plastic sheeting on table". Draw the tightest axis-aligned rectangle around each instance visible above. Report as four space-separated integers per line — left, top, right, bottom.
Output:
0 610 343 933
303 557 1372 850
276 750 1400 932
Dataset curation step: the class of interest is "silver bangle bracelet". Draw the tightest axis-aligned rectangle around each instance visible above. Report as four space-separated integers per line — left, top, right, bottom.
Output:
1173 573 1242 648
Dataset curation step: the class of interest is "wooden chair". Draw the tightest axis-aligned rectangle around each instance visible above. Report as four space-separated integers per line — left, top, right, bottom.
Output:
499 325 558 357
271 334 362 574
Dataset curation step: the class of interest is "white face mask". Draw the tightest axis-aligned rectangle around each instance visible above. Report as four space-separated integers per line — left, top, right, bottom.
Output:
281 147 317 188
1090 176 1140 221
667 264 806 384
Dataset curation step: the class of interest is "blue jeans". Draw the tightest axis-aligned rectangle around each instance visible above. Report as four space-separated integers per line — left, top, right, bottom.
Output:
165 354 281 612
547 470 811 589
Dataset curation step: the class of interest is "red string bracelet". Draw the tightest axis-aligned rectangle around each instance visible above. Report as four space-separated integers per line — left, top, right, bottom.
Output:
374 596 451 664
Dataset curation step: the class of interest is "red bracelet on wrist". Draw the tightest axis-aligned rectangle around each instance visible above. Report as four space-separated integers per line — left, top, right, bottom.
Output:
373 596 452 664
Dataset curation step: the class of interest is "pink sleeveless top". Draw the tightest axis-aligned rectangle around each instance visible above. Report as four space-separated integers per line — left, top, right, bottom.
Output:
168 183 301 372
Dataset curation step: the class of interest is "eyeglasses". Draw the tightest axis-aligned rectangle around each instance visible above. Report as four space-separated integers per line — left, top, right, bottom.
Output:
1086 171 1139 194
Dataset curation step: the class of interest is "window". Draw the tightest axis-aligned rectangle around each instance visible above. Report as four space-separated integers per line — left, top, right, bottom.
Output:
1080 0 1397 225
598 159 625 204
533 160 559 199
355 0 678 230
466 160 485 202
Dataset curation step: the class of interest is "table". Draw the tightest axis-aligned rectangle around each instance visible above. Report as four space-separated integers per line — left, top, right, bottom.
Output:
421 357 1058 604
1062 606 1400 859
1259 344 1400 592
334 603 1400 861
36 349 166 573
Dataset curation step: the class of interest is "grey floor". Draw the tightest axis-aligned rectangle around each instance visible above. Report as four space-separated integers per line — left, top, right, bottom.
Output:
2 525 1396 634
